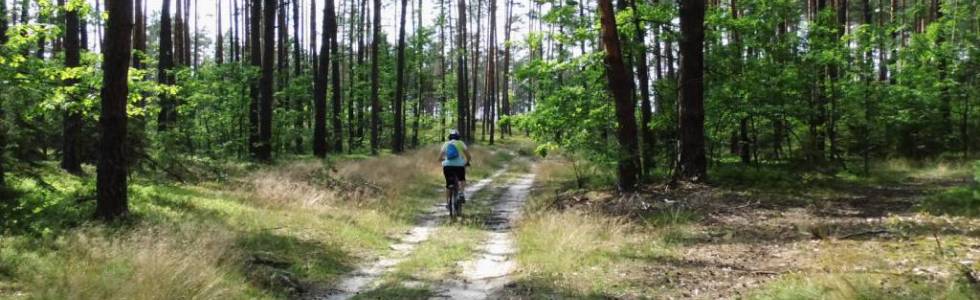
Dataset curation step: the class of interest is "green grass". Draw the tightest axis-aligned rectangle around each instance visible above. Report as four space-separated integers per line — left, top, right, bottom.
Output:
506 157 676 298
0 142 523 299
358 169 524 295
917 161 980 217
750 273 979 300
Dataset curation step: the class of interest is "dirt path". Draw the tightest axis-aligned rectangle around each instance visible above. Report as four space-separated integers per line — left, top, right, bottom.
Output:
431 174 535 299
314 168 508 300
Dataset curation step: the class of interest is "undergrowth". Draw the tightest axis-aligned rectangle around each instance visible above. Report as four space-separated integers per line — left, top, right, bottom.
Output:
0 142 517 299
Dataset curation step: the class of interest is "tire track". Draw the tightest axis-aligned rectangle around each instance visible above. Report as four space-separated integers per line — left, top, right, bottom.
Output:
314 168 508 300
431 173 535 300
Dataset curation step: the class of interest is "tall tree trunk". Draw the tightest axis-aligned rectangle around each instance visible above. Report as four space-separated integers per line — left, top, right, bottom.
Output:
347 0 357 151
233 0 240 62
96 0 134 220
673 0 707 182
369 0 382 154
456 0 470 141
61 1 82 174
313 1 330 157
439 0 448 141
131 0 146 162
310 0 318 71
392 0 409 153
356 0 367 144
412 0 423 148
216 0 224 64
248 0 261 157
175 0 184 66
598 0 641 192
631 0 656 174
501 0 513 136
329 0 344 152
258 0 275 161
470 0 481 142
193 0 199 68
487 0 496 145
291 0 302 153
0 0 7 187
96 0 104 49
158 0 177 131
184 0 192 66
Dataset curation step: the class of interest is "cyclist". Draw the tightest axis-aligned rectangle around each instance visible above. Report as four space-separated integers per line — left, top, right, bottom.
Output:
439 129 472 205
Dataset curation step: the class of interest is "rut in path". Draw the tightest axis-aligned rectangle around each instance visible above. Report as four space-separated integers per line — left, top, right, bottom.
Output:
431 173 536 300
314 168 508 300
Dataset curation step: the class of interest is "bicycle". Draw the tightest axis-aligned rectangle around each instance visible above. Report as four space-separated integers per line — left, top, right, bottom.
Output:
446 175 463 220
445 163 470 220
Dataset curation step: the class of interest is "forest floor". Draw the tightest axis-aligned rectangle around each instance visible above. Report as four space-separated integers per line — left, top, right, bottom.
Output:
500 157 980 299
2 140 979 300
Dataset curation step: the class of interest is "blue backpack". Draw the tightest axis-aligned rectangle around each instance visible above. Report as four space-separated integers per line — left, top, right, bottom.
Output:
446 142 461 160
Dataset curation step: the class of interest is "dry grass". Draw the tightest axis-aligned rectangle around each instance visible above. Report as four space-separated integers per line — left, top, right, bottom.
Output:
512 210 669 297
876 159 974 181
246 145 503 210
246 160 358 208
9 225 257 300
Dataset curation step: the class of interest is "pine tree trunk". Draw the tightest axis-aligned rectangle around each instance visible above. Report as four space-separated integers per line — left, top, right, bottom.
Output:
257 0 275 161
158 0 177 131
412 0 423 148
392 0 409 153
631 0 655 174
232 0 239 62
487 0 496 145
248 0 261 157
439 0 448 141
598 0 640 192
193 0 200 68
501 0 513 136
215 0 223 64
369 0 382 154
61 1 82 174
673 0 707 182
328 0 344 152
347 0 357 152
310 0 318 71
0 0 7 187
313 0 331 157
96 0 134 221
456 0 470 142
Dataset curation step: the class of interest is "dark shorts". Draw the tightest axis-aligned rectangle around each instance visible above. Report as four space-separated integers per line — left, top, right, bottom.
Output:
443 166 467 188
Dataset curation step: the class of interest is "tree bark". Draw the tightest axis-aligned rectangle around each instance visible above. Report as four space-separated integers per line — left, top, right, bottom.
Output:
673 0 707 182
392 0 409 153
631 0 656 174
158 0 177 131
501 0 513 136
412 0 423 148
347 0 357 151
439 0 448 140
598 0 641 192
456 0 470 141
248 0 261 157
313 1 331 157
96 0 134 220
216 0 224 64
328 0 344 152
61 1 83 174
0 0 7 187
369 0 382 154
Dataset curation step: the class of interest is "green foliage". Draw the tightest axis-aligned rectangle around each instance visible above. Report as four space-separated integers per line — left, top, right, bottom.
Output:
919 161 980 217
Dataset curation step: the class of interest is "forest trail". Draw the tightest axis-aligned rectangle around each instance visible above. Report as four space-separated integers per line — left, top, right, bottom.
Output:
315 167 513 300
430 173 535 299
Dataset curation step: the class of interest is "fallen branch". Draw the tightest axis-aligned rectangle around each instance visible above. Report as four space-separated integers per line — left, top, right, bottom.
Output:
840 229 893 239
136 152 187 183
